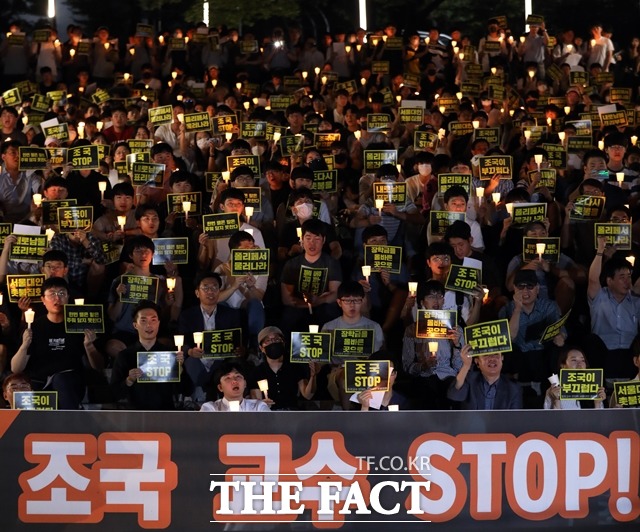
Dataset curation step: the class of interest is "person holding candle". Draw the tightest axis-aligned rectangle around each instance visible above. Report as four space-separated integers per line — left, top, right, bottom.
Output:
102 106 134 144
543 347 606 410
401 280 465 409
248 326 316 410
178 272 244 404
0 139 42 224
111 300 189 410
11 277 103 409
92 182 136 244
499 269 566 408
200 360 270 412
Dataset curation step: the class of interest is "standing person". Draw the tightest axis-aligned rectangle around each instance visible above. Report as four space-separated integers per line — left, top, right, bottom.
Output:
11 278 103 409
111 300 187 410
588 24 614 71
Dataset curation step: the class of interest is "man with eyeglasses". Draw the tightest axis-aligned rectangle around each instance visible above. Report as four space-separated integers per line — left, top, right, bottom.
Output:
2 373 32 408
178 272 244 404
11 277 103 409
499 269 565 408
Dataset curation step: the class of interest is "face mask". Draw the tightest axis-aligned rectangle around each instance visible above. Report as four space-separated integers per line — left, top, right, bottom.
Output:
196 138 209 150
251 145 265 156
295 203 313 220
418 163 432 176
265 342 286 359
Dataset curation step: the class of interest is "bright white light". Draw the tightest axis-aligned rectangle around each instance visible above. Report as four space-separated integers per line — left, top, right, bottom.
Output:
48 0 56 18
203 1 209 25
359 0 367 31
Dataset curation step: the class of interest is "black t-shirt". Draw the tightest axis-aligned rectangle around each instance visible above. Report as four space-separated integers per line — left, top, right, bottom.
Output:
26 316 85 384
249 360 309 410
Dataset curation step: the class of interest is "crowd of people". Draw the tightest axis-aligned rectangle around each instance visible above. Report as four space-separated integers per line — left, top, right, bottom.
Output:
1 14 640 412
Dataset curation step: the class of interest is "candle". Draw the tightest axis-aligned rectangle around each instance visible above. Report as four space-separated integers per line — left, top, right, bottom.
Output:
534 154 543 169
482 287 489 303
491 67 497 75
506 203 513 216
243 101 250 111
98 181 107 200
536 242 546 260
177 113 184 123
96 121 103 131
362 265 371 282
439 105 446 114
564 106 571 115
46 228 55 242
296 227 302 240
0 294 3 305
456 92 463 101
375 198 384 216
32 193 42 206
617 172 625 186
182 200 191 219
236 82 242 91
626 256 636 267
166 277 176 292
353 130 361 140
438 128 446 139
257 379 269 399
77 122 84 139
244 206 254 221
211 79 217 88
408 281 418 297
309 324 319 333
458 52 464 60
193 332 203 349
123 73 130 82
632 136 638 146
472 120 480 129
548 373 559 386
590 39 596 47
598 140 604 150
387 404 399 411
558 131 566 142
104 42 110 50
228 400 240 411
428 341 438 355
22 116 28 125
69 48 76 57
272 131 281 143
25 308 35 328
524 130 531 140
301 71 308 80
314 66 320 75
476 187 484 203
321 75 328 85
174 334 184 350
74 298 84 305
492 192 501 204
222 171 230 183
117 215 127 231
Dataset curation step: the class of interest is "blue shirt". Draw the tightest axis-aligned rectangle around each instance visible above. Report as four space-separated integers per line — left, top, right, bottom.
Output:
499 297 563 352
0 170 40 223
589 288 640 349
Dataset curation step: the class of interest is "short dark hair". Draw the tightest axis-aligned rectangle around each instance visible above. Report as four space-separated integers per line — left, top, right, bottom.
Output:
426 242 454 260
291 165 314 182
42 249 68 266
220 187 245 204
602 257 632 283
135 203 161 220
301 218 326 238
418 279 446 301
112 182 135 197
195 271 222 289
213 359 248 389
43 176 68 191
444 185 468 204
338 280 365 299
151 142 173 156
362 224 388 243
228 230 254 250
132 300 161 321
127 235 155 254
41 276 69 294
230 165 255 181
444 220 471 241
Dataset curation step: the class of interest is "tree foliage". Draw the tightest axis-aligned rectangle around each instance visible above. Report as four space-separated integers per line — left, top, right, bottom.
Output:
184 0 301 27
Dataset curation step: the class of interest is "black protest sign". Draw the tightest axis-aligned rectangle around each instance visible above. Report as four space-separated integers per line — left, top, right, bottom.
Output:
166 192 202 216
478 155 513 180
523 237 561 263
414 131 438 151
120 275 159 304
137 352 180 383
448 121 474 136
30 93 52 113
541 144 567 169
559 369 603 400
290 332 332 363
613 381 640 408
445 265 481 296
474 127 500 145
227 154 260 176
530 168 557 192
203 329 243 359
312 170 338 193
203 213 240 239
512 203 547 226
333 329 375 359
68 145 100 170
464 319 512 356
152 237 189 265
64 304 105 334
429 211 465 237
600 111 628 128
237 187 261 212
42 199 77 225
18 147 48 170
570 195 605 221
344 360 391 393
57 206 93 233
594 223 631 250
148 105 173 125
241 121 267 139
7 274 45 302
127 139 153 153
438 174 471 196
372 182 406 205
230 248 270 276
567 136 593 153
42 122 69 142
298 266 328 296
205 172 222 192
366 113 392 133
13 391 57 410
399 107 424 124
9 234 47 263
314 132 341 151
131 162 164 186
416 309 457 339
539 310 571 344
364 245 402 274
363 150 397 173
184 112 211 132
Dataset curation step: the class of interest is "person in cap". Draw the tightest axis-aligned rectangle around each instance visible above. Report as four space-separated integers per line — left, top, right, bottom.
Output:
200 360 270 412
247 326 316 410
499 268 565 408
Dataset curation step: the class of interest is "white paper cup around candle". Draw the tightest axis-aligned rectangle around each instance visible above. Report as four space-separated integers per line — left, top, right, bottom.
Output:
32 193 42 206
182 201 191 219
245 206 254 221
617 172 625 186
548 373 559 386
0 294 3 305
375 198 384 216
174 334 184 350
46 228 55 242
296 227 302 240
74 298 84 305
243 101 250 111
98 181 107 199
354 130 361 140
177 113 184 123
222 171 230 183
228 400 240 411
117 215 127 231
627 256 636 267
428 341 438 356
96 120 103 131
492 192 500 204
257 379 269 399
476 187 484 203
438 128 445 139
69 48 76 57
225 132 233 141
632 136 638 146
408 281 418 297
272 131 281 143
25 308 35 328
193 332 203 349
598 140 604 150
506 203 513 216
523 130 531 140
166 277 176 292
361 265 371 282
472 120 480 129
309 324 319 333
534 154 543 169
558 131 565 142
536 242 546 260
387 405 399 411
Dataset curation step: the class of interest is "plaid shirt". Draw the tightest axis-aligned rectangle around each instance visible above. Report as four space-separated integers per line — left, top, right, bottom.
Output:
50 233 106 288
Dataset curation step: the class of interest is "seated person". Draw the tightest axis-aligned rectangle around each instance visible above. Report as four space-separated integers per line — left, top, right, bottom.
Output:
447 345 523 409
2 372 32 408
402 280 463 409
248 326 316 410
110 300 187 410
610 344 640 408
92 182 137 244
428 185 484 251
178 272 244 402
50 228 106 295
215 231 266 354
280 218 342 337
544 347 606 409
200 359 270 411
11 278 103 409
356 359 408 410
